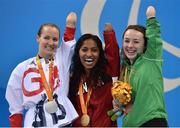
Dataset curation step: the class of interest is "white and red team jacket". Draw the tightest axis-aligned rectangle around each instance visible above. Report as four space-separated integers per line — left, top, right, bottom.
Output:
6 28 78 127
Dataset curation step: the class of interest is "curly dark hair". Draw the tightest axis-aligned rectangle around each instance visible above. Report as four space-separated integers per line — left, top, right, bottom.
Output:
69 33 112 101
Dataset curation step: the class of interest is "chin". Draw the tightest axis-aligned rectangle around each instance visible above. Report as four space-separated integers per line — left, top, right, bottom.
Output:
127 56 136 62
47 52 54 56
85 66 93 70
84 65 95 71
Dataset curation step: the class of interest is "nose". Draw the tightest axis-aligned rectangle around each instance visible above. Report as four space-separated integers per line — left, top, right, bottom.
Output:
128 41 134 47
48 39 54 45
86 50 92 57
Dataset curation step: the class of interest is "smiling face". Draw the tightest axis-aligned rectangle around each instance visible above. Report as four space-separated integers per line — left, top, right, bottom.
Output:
123 29 145 64
37 25 60 59
79 39 100 75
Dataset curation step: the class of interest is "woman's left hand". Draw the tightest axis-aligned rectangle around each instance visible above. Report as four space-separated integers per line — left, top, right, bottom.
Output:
123 103 132 116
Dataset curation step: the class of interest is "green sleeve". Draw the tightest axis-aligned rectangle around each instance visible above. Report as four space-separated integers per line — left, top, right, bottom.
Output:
144 18 163 60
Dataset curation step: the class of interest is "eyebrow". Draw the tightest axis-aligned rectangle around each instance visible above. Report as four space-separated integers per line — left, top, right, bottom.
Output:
124 37 142 41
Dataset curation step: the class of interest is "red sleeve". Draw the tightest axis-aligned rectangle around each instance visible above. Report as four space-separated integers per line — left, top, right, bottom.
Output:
63 27 76 42
104 31 120 77
9 113 23 127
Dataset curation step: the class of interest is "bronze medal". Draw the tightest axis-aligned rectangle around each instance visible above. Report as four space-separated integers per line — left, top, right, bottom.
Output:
81 114 90 126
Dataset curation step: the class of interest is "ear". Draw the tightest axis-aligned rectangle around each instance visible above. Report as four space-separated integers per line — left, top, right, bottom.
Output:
36 35 40 44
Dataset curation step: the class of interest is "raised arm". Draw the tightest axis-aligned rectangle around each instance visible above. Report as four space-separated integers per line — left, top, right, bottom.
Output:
57 12 77 95
59 12 77 65
103 23 120 81
63 12 77 41
145 6 163 59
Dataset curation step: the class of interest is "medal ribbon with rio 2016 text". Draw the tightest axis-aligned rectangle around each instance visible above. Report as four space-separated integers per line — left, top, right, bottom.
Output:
36 55 54 101
79 77 92 126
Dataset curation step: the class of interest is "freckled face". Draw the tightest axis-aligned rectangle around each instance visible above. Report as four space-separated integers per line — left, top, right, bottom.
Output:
37 26 59 58
79 39 100 74
123 29 145 63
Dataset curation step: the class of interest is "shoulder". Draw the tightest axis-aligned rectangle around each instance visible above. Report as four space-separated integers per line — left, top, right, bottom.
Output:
12 57 35 74
17 57 35 67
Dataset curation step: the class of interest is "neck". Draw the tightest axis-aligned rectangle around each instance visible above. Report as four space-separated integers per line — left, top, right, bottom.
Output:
130 60 134 65
38 53 54 60
37 54 54 64
85 69 91 77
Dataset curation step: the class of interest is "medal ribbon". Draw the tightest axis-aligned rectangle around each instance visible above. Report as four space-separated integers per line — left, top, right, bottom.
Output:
124 67 128 83
36 55 54 101
79 77 92 115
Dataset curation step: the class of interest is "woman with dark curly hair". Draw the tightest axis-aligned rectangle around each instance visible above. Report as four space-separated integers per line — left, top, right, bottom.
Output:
69 25 120 127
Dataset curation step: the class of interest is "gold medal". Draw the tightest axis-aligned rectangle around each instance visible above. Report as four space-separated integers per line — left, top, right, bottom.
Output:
79 77 92 126
81 114 90 126
44 99 58 114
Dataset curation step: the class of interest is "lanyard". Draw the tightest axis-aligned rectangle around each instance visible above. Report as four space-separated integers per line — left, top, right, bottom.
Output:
79 77 92 115
36 55 54 101
124 67 129 83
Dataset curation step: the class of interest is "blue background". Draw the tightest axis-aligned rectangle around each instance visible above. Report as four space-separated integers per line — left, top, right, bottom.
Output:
0 0 179 126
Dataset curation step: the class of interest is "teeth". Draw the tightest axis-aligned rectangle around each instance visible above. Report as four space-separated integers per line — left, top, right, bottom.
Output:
85 61 93 64
85 58 93 62
84 58 94 65
127 49 136 54
46 46 54 51
128 49 135 52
